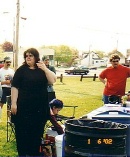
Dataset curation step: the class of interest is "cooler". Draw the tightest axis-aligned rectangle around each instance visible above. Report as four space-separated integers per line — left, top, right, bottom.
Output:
81 105 130 157
55 134 64 157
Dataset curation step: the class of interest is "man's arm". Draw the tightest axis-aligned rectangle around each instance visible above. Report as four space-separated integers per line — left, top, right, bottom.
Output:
11 87 18 115
99 76 106 85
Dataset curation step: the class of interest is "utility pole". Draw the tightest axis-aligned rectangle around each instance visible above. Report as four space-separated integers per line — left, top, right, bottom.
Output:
116 32 119 53
14 0 20 70
88 44 91 67
13 17 15 68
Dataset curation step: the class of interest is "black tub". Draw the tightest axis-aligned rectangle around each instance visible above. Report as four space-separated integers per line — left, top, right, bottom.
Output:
64 119 127 157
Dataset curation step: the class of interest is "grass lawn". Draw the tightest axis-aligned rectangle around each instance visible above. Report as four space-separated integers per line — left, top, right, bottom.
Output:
0 76 130 156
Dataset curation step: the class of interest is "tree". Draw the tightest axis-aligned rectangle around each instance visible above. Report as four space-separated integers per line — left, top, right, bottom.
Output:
108 49 125 57
44 45 79 67
95 50 105 58
2 41 13 52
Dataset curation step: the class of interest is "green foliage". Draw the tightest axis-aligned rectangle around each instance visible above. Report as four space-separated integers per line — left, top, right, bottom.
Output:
95 50 105 58
55 45 71 61
108 49 125 57
1 77 130 156
43 45 79 66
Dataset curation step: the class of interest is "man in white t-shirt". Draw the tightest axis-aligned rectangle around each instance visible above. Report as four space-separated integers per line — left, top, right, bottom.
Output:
0 57 15 121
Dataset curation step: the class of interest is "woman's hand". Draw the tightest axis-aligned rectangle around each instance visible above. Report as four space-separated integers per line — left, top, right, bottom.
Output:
36 61 47 71
11 103 17 115
36 61 56 84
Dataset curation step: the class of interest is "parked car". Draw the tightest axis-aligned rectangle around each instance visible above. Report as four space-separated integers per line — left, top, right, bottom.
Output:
78 65 89 70
78 65 97 70
88 66 97 70
65 67 89 75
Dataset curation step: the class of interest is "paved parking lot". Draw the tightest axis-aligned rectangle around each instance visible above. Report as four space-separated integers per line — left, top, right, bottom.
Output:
56 67 105 77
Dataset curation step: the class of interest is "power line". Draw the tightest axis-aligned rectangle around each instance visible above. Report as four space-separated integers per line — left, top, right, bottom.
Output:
78 26 130 36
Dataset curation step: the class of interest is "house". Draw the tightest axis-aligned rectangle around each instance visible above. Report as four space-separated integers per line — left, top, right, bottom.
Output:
38 48 55 66
81 51 107 67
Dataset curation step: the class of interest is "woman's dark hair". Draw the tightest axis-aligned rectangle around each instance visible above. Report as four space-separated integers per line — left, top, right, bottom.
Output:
49 99 64 109
23 48 40 67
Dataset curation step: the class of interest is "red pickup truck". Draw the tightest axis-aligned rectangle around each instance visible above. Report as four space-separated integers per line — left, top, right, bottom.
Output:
0 61 4 68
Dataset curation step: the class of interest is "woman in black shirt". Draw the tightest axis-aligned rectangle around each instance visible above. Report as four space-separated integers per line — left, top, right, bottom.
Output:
11 48 56 156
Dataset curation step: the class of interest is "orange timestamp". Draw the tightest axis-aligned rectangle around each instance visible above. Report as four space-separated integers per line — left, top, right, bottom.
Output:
87 138 113 145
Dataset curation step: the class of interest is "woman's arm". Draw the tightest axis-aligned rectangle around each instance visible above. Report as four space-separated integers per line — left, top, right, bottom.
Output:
11 87 18 115
43 68 56 84
37 62 57 84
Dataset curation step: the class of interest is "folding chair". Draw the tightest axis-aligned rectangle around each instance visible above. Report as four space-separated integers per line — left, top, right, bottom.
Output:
6 95 15 142
56 105 78 124
44 105 78 131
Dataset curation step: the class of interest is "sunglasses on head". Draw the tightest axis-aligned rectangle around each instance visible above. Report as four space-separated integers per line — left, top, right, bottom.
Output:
6 61 11 64
112 60 119 63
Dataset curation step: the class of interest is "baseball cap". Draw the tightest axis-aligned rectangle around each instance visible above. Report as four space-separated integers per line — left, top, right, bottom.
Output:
4 56 11 62
42 55 49 61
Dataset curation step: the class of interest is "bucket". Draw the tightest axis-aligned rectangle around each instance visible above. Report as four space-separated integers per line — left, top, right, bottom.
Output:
55 134 64 157
65 119 127 157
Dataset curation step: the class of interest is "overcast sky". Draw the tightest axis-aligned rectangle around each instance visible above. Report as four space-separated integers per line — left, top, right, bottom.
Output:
0 0 130 54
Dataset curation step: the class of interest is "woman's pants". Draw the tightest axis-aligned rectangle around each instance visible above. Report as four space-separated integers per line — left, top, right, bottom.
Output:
14 121 46 156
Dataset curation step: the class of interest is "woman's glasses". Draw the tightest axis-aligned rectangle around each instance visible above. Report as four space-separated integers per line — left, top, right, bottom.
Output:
25 54 34 58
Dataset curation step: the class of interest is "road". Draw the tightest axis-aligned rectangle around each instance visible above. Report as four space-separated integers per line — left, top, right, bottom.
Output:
56 67 104 77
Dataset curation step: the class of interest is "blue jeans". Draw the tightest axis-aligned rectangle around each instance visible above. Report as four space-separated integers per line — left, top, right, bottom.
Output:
102 95 121 104
102 95 110 104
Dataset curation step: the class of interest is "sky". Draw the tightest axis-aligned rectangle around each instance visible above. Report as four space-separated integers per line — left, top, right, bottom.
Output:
0 0 130 55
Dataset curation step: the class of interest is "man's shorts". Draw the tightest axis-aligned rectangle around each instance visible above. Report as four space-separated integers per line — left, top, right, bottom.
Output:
1 87 11 104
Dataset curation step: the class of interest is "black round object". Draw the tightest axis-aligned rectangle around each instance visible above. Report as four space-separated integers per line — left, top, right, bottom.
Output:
64 119 127 157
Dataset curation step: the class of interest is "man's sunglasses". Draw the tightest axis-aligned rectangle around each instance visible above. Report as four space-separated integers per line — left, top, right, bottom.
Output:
6 61 11 64
112 60 119 63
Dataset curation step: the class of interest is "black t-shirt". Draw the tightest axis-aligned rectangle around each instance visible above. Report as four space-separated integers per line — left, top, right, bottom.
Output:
12 65 50 124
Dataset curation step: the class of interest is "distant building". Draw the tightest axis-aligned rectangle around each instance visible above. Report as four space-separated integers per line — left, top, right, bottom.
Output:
38 48 55 65
126 49 130 58
81 51 106 67
125 49 130 66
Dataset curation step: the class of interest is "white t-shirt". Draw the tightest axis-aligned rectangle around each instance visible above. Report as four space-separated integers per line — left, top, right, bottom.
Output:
0 67 15 88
